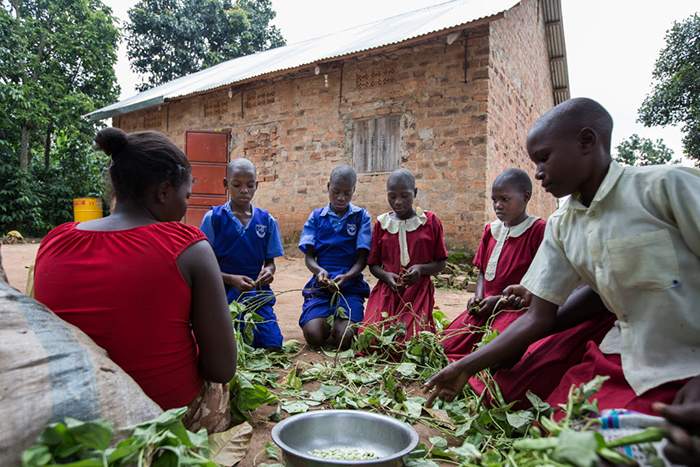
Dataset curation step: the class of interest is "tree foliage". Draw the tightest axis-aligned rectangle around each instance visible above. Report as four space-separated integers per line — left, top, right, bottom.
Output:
638 14 700 162
0 0 119 234
126 0 285 91
614 134 679 167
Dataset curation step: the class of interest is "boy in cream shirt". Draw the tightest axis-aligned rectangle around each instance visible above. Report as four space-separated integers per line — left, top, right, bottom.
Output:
425 98 700 464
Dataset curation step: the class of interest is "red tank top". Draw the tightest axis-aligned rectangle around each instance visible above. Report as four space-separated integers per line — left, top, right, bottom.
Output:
34 222 206 409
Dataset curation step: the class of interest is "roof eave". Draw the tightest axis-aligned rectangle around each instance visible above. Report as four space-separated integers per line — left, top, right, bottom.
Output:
542 0 570 105
85 96 165 122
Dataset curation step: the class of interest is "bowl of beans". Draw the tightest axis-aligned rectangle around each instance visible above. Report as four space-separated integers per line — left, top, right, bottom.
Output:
271 409 419 466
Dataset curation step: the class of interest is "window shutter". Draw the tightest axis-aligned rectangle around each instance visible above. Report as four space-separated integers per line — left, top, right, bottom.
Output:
352 115 400 173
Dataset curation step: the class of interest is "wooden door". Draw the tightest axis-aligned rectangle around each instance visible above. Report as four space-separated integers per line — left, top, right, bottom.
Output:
184 131 229 227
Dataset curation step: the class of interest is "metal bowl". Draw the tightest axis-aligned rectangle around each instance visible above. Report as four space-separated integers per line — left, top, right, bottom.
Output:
271 409 419 467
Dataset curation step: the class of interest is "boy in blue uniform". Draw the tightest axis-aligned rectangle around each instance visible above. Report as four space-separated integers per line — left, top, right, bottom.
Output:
200 158 285 349
299 165 372 350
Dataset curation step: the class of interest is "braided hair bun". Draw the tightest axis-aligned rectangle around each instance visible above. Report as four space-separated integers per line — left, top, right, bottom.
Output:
95 127 128 158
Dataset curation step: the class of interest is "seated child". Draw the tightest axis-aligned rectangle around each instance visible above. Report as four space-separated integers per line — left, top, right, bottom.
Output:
442 168 546 361
299 165 372 350
426 98 700 416
362 168 447 340
200 158 284 349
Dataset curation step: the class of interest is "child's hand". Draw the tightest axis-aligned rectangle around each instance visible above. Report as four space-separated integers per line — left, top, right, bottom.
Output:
383 272 403 291
226 274 256 291
256 267 274 286
653 401 700 466
467 295 482 312
472 295 501 319
333 273 350 289
424 361 471 407
401 265 422 286
503 284 532 308
316 269 332 287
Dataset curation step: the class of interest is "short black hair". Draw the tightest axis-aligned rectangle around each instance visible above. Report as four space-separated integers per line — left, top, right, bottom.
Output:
387 168 416 191
227 158 256 178
95 127 190 202
329 164 357 186
493 168 532 194
532 97 614 152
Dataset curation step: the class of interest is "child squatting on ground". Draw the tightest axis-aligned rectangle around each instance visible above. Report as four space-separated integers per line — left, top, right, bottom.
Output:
424 98 700 465
298 165 372 350
200 158 285 349
441 168 546 361
361 168 448 341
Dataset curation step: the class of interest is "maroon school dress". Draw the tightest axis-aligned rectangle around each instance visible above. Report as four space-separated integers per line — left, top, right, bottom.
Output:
442 218 546 361
545 341 686 416
362 210 448 340
34 222 206 409
469 313 617 408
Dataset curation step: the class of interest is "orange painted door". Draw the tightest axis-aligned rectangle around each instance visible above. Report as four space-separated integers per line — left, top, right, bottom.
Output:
185 131 229 227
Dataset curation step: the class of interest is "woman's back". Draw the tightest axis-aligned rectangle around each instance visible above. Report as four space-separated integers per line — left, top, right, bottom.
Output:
35 221 205 409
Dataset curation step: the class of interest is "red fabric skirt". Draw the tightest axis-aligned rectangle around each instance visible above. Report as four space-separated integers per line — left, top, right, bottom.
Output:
362 277 436 341
546 341 685 415
443 308 523 361
469 313 616 408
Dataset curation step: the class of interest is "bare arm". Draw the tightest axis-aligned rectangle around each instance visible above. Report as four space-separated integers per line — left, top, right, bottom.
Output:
425 295 558 405
474 272 484 301
256 258 276 286
178 240 236 384
552 285 609 333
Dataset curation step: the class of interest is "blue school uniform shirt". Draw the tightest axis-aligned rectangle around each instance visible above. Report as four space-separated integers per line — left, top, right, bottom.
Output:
298 203 372 296
200 203 284 287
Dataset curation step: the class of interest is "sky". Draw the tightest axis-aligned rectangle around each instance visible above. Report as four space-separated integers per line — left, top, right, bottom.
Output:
104 0 699 158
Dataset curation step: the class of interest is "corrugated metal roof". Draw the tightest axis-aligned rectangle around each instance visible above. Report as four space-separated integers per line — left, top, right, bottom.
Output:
542 0 570 104
87 0 520 120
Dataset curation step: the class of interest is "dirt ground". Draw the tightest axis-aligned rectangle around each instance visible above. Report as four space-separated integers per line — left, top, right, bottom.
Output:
1 243 469 465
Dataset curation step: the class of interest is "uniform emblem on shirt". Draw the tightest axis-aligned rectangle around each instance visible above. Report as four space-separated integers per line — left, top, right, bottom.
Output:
346 223 357 236
255 224 267 238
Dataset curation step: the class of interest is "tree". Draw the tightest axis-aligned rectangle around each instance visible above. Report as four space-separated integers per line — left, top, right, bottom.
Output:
614 134 679 167
0 0 119 170
638 14 700 162
0 1 119 234
126 0 285 91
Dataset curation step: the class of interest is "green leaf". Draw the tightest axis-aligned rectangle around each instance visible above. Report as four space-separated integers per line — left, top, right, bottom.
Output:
505 410 534 430
265 441 281 461
552 430 602 467
281 400 309 414
402 397 425 420
513 437 559 451
448 441 481 461
526 390 551 413
21 445 52 467
65 419 113 451
396 362 417 378
428 436 447 449
285 366 302 391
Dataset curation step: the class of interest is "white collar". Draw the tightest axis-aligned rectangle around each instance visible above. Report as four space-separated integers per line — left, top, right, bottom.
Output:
484 215 539 281
377 208 428 267
489 215 539 239
377 208 428 234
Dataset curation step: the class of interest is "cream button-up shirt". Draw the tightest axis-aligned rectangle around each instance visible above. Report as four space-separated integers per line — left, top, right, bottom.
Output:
521 161 700 395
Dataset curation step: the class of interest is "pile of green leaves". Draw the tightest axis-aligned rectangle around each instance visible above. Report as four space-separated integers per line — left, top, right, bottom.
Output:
22 408 216 467
230 295 667 467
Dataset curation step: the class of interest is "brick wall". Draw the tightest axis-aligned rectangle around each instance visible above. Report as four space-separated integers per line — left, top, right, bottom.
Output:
116 7 559 250
486 0 557 221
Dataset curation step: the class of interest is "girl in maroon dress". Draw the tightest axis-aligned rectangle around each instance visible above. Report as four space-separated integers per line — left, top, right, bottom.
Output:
442 169 545 361
362 169 447 341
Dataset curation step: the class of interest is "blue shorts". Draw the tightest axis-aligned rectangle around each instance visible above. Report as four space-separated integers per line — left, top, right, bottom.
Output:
229 288 283 349
299 293 366 328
